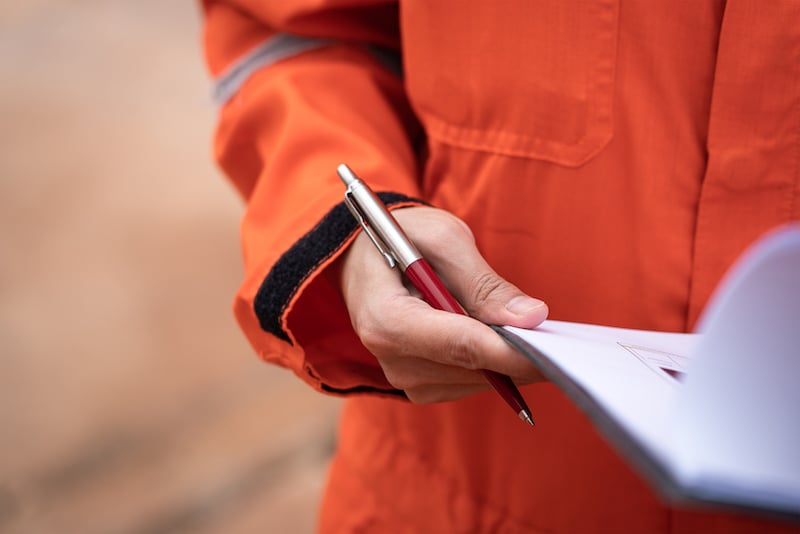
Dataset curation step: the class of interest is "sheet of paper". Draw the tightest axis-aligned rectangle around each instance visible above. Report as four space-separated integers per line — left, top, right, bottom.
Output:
671 225 800 510
504 321 697 469
506 224 800 514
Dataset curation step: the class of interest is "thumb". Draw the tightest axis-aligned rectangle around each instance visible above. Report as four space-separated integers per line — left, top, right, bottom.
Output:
393 206 548 329
460 271 549 329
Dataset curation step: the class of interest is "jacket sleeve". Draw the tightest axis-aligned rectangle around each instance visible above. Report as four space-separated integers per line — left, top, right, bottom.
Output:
201 0 424 396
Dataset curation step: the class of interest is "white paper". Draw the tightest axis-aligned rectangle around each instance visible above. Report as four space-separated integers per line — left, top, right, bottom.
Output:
672 225 800 509
504 321 696 468
504 223 800 514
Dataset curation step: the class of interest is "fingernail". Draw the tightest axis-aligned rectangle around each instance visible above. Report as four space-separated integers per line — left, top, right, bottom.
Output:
505 296 545 316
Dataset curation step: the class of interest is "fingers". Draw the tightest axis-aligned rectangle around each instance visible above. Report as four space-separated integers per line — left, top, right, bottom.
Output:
404 383 490 404
364 298 544 379
377 355 486 389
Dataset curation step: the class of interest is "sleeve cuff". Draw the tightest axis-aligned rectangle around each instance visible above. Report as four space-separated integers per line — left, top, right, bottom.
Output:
254 192 423 344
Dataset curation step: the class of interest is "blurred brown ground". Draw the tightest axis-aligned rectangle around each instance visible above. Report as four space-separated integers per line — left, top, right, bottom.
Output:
0 2 342 533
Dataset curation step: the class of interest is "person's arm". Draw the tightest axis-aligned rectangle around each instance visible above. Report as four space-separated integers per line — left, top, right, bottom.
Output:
201 0 548 400
202 0 423 396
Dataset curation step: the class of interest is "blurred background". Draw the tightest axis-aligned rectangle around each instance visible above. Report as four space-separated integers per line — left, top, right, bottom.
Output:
0 2 342 533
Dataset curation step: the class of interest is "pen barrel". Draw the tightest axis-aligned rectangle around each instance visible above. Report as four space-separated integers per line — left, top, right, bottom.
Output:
481 369 530 415
405 259 532 417
404 258 466 315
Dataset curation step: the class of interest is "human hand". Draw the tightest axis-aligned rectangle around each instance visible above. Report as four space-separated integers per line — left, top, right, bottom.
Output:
339 206 549 404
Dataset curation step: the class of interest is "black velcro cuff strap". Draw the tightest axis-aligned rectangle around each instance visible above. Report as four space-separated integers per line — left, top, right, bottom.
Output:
253 192 422 344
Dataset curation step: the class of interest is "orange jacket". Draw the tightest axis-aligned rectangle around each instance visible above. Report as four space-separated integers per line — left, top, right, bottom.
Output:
201 1 800 531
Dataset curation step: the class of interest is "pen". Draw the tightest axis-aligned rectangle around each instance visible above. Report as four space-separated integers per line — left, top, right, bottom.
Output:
338 164 535 426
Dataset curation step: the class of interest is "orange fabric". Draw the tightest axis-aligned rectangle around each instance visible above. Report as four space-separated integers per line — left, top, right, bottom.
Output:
202 0 800 531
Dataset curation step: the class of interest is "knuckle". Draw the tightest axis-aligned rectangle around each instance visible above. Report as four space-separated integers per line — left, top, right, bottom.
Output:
450 215 475 242
382 367 417 391
353 316 391 356
468 271 506 308
405 388 444 405
421 218 455 245
404 389 426 404
423 212 473 245
441 330 479 370
444 214 475 242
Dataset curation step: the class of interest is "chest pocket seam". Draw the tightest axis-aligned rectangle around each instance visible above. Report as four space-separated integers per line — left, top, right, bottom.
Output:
404 0 620 168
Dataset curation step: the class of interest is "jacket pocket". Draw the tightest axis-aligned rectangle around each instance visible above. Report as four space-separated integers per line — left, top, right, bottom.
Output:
402 0 619 167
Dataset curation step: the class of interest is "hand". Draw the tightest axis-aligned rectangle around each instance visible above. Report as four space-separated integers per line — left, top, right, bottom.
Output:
339 206 549 404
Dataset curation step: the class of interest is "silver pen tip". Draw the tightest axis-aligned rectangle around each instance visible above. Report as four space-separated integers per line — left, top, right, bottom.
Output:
337 163 357 186
519 410 535 427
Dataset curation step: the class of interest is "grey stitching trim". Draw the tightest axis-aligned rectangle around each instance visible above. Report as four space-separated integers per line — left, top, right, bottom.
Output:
212 33 331 105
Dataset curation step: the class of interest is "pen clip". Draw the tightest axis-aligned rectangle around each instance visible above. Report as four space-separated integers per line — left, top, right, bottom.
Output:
344 189 397 269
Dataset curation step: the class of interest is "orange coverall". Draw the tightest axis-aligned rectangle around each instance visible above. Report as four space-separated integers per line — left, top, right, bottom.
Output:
201 0 800 531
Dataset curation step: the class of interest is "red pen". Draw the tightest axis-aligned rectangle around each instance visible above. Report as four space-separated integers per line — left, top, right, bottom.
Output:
338 164 535 426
